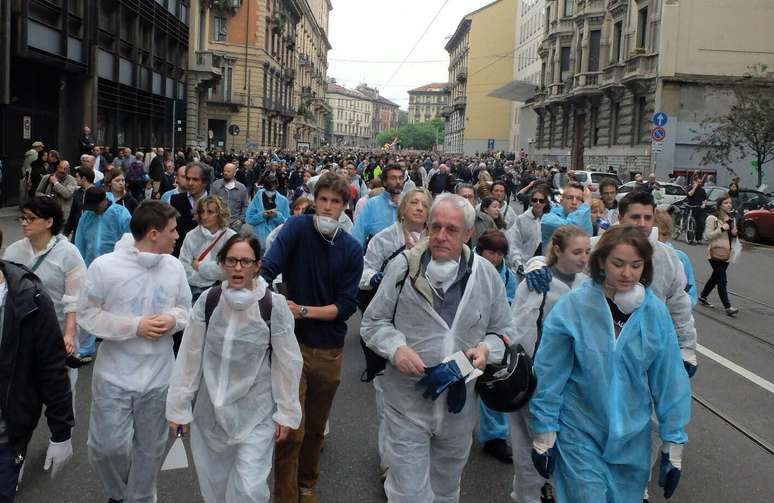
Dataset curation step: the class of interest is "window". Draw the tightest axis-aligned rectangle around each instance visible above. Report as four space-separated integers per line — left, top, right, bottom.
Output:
635 96 647 143
637 7 648 49
564 0 573 17
590 105 600 146
560 47 571 83
589 30 601 72
612 22 623 63
575 33 583 73
610 102 620 145
213 16 227 42
545 6 551 34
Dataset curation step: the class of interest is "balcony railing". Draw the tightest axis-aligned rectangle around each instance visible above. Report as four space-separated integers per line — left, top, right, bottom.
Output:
623 53 658 81
456 70 467 82
601 63 625 85
573 71 602 91
193 51 223 76
453 95 466 109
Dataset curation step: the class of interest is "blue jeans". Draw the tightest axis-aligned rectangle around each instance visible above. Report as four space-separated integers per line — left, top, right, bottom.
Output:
0 446 22 503
478 399 509 443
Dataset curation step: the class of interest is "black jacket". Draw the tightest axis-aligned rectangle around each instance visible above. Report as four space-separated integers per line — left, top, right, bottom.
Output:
170 192 197 257
65 186 87 239
0 261 74 457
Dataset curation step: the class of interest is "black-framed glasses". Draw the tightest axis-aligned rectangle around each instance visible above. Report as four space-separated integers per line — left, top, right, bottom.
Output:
222 257 258 268
18 215 40 224
531 198 546 204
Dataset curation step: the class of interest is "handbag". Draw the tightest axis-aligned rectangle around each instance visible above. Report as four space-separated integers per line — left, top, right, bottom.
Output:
709 246 730 261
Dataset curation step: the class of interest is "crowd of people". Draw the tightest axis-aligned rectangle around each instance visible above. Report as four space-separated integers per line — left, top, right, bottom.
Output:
2 135 750 503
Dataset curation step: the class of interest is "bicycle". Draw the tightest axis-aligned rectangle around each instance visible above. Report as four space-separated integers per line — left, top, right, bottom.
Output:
671 203 701 243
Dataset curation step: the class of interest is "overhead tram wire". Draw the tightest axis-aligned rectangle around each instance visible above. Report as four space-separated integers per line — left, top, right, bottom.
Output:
382 0 452 87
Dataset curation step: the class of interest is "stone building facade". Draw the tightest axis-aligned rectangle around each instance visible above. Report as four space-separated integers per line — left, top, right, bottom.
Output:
530 0 774 186
408 83 449 124
326 82 373 147
356 84 400 145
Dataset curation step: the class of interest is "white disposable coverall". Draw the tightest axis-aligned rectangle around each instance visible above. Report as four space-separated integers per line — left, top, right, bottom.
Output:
361 242 512 503
166 278 302 503
505 208 542 271
507 272 587 503
77 236 191 503
359 221 409 290
179 225 236 289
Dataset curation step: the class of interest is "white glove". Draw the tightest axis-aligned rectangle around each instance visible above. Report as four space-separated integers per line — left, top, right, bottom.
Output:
532 431 557 455
680 348 697 366
524 255 548 274
661 441 683 470
44 438 73 478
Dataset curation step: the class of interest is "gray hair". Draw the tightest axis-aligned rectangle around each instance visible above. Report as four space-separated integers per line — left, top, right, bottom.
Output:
430 193 475 231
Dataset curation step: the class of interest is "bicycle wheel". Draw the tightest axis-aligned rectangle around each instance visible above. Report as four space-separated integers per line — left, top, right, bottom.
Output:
672 212 684 240
686 215 696 243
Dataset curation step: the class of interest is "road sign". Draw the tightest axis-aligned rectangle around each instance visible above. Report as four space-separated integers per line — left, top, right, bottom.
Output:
228 124 240 136
651 126 666 142
653 112 668 127
487 138 495 149
651 141 664 153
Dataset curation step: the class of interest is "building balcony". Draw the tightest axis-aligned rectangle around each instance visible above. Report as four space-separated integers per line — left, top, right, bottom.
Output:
191 51 223 82
453 96 466 110
208 93 246 109
547 18 575 38
572 71 603 95
262 97 282 112
440 105 454 118
601 63 626 86
284 67 296 81
622 53 658 82
456 70 467 83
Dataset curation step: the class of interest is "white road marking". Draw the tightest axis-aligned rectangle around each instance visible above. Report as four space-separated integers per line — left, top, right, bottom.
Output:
697 344 774 394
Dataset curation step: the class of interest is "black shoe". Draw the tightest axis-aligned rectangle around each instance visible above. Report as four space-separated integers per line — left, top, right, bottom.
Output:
698 297 715 308
541 482 556 503
726 306 739 317
482 438 512 464
109 499 123 503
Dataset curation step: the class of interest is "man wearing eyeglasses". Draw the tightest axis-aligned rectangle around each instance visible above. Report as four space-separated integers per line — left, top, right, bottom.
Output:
170 163 208 257
540 181 593 250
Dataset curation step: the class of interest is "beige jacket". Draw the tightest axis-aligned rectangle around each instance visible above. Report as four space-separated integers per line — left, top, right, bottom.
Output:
704 214 734 260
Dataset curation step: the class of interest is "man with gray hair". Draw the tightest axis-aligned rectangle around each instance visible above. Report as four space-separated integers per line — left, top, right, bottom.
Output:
361 193 514 502
210 162 250 231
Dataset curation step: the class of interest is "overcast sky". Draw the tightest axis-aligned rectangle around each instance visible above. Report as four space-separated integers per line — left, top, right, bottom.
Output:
327 0 495 109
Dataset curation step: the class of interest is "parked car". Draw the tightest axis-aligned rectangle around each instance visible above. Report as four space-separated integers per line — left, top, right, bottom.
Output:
741 202 774 242
616 181 687 210
571 171 621 197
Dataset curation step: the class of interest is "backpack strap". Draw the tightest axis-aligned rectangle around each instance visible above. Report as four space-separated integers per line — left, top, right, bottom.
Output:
258 288 272 326
204 285 222 327
533 291 549 355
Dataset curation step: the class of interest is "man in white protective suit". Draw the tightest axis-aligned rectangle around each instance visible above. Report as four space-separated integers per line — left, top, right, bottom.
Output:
78 200 191 503
361 193 514 503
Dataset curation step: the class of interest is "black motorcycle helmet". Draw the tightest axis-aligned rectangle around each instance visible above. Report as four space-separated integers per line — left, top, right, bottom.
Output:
476 335 537 413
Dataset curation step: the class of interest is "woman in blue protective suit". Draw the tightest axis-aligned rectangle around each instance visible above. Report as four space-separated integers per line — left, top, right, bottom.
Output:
529 225 692 502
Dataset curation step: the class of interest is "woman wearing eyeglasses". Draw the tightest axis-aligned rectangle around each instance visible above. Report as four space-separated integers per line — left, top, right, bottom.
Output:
506 183 551 274
3 196 86 391
167 234 302 503
179 195 236 303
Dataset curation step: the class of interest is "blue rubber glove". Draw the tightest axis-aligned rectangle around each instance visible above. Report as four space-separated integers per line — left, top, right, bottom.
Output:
531 432 557 479
525 266 552 294
369 271 384 289
658 443 683 499
446 379 467 414
683 360 698 378
415 361 464 401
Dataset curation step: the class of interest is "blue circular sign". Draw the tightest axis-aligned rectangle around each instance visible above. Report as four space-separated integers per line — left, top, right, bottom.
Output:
653 112 668 127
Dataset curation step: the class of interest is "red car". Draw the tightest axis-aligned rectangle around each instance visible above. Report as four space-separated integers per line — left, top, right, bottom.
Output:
741 203 774 242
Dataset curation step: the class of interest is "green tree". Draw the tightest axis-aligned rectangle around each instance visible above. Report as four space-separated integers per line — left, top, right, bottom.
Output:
693 65 774 187
398 110 409 127
376 119 445 150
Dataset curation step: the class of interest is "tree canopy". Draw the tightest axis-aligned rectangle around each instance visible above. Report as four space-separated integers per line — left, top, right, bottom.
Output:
377 118 445 150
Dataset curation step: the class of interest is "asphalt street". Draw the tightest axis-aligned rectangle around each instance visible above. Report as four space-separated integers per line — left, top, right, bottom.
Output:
1 208 773 503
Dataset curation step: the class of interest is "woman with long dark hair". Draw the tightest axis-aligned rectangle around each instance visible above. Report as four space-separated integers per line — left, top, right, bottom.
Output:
699 193 739 316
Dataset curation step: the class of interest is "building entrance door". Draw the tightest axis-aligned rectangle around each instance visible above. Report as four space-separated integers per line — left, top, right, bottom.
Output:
572 112 585 171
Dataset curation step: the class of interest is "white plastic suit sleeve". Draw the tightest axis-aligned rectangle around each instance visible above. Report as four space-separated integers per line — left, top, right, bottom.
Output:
77 263 142 341
268 294 303 430
524 255 547 274
661 246 698 357
196 259 224 282
648 302 691 446
360 224 402 290
61 250 86 315
166 293 207 425
532 431 556 454
360 256 409 363
481 276 512 364
505 220 524 269
661 442 684 470
510 282 542 358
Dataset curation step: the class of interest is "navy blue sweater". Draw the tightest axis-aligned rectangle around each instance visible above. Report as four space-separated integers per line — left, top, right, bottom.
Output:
261 215 363 348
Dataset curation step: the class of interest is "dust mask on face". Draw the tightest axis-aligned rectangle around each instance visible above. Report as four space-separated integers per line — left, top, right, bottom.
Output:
613 283 645 315
222 286 259 311
314 215 340 239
